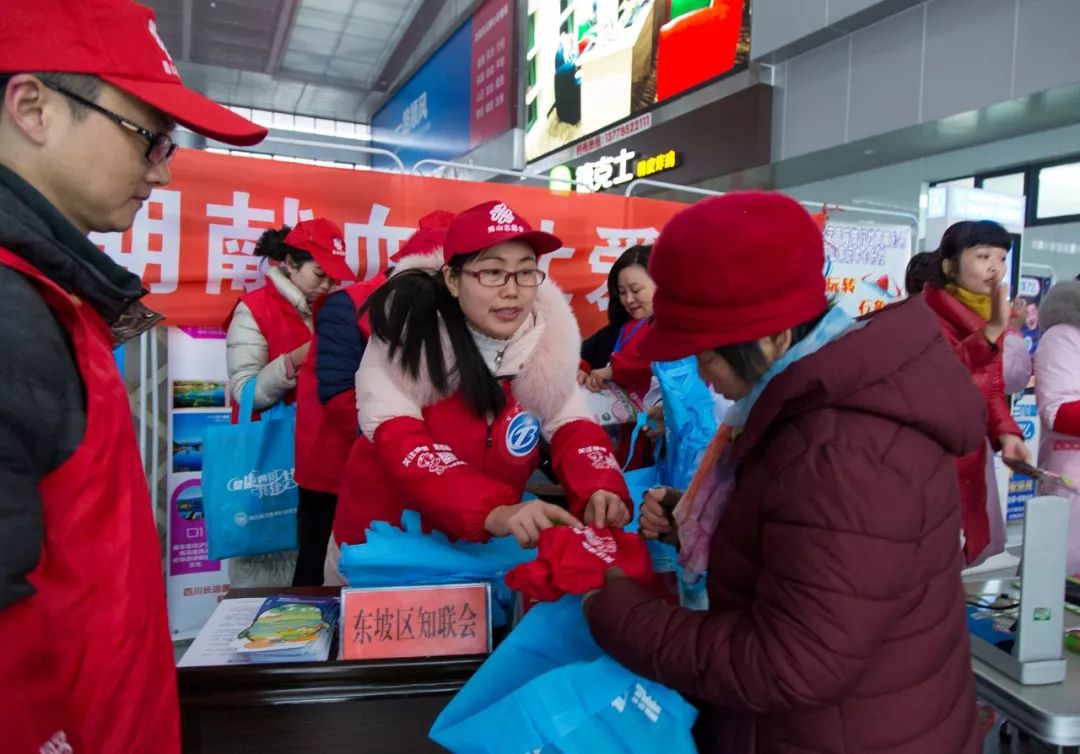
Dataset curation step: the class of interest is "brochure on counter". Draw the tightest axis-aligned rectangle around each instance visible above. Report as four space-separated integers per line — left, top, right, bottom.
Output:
179 595 340 667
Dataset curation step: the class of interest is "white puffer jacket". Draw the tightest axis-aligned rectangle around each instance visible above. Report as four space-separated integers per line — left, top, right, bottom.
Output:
225 266 313 410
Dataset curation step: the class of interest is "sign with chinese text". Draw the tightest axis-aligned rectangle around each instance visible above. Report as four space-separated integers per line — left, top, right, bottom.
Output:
89 149 684 337
341 584 491 661
573 147 682 192
823 222 912 317
371 0 513 169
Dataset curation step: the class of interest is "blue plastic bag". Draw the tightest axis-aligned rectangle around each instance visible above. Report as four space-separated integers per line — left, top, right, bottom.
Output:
430 595 698 753
653 358 719 491
202 380 298 560
338 510 535 626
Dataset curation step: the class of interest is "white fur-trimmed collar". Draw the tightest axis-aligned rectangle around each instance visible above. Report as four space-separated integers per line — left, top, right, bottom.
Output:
380 280 582 421
267 265 311 316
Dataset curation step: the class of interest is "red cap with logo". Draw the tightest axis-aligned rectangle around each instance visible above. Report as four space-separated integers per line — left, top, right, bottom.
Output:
443 201 563 264
284 218 355 282
0 0 267 146
390 210 455 264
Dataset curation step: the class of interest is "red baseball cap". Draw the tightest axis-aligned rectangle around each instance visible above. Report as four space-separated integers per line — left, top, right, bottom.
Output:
443 201 563 264
284 218 355 282
0 0 267 147
390 210 455 264
639 192 827 363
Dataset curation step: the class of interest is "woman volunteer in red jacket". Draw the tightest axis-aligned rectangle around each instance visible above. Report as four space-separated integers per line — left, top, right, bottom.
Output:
224 217 354 586
329 200 631 574
585 192 987 753
291 212 453 585
922 220 1030 564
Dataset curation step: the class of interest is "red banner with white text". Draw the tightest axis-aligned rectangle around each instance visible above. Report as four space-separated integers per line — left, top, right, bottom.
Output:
89 150 688 336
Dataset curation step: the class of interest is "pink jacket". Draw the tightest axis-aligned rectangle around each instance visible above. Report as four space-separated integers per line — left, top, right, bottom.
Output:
1036 322 1080 574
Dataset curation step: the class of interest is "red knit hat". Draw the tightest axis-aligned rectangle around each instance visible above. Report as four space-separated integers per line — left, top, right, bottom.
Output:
638 191 827 362
283 218 354 282
390 210 455 264
443 201 562 264
0 0 266 146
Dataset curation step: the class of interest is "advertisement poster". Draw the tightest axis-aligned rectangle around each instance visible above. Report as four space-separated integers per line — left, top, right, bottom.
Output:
1018 265 1056 356
1005 392 1040 522
166 326 232 639
823 222 912 317
88 149 682 338
524 0 751 162
371 0 514 169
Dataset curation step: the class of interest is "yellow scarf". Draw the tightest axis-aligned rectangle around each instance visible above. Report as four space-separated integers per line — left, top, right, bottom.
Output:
946 284 991 321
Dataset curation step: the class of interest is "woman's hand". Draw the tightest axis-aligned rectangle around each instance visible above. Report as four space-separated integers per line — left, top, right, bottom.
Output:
985 280 1009 344
585 366 613 392
1009 297 1027 330
639 486 681 542
643 402 665 441
999 434 1031 464
288 341 311 369
584 490 631 529
577 369 589 385
484 501 583 549
582 566 626 619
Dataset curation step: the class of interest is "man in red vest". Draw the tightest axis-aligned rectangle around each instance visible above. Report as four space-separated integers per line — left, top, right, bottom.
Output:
0 2 266 752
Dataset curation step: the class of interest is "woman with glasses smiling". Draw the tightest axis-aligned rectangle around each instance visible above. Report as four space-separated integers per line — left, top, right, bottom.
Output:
326 201 631 576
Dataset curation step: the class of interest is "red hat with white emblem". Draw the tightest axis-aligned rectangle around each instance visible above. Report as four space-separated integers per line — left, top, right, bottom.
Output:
443 201 563 264
0 0 267 146
390 210 455 265
284 218 355 282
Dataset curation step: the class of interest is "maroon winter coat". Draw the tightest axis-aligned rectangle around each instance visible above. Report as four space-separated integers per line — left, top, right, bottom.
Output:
922 285 1023 563
587 297 987 754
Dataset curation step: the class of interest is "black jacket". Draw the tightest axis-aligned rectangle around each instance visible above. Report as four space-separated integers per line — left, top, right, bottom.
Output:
0 163 159 611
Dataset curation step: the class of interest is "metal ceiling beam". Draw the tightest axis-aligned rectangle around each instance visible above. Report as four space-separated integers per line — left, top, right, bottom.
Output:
265 0 300 74
371 0 467 93
181 0 193 61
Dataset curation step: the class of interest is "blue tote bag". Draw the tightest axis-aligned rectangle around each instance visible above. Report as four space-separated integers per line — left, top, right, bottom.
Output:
338 510 535 626
202 380 299 560
652 358 719 491
430 595 698 753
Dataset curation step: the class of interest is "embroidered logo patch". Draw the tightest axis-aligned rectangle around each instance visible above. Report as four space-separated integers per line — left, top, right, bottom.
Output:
506 412 541 457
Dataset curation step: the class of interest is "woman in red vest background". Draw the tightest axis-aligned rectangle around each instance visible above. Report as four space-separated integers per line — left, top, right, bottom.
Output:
224 217 354 586
292 211 453 585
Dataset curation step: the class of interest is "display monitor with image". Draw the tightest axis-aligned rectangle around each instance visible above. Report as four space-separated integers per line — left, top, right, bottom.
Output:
524 0 750 162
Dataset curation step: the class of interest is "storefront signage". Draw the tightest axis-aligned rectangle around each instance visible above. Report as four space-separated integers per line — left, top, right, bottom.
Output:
341 584 492 661
572 147 681 193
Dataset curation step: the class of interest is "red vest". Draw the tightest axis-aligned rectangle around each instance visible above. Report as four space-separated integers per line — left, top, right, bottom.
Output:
0 250 179 754
224 276 311 423
294 276 384 493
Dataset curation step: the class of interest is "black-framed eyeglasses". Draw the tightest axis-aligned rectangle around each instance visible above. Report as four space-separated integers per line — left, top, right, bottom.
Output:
39 79 177 165
462 268 547 288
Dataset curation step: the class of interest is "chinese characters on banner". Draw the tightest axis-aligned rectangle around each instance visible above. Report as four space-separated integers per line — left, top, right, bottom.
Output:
341 584 491 660
470 0 513 147
88 150 683 336
822 222 912 317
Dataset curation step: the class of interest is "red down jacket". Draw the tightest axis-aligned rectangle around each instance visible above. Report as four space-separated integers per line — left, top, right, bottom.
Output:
333 280 630 545
923 284 1023 563
587 297 987 754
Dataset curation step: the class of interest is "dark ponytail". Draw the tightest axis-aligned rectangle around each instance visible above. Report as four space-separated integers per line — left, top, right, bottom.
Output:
362 260 507 417
253 225 313 265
